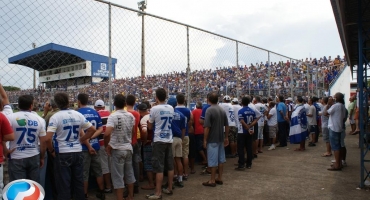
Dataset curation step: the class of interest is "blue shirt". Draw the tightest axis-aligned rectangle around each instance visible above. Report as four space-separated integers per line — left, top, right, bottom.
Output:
276 102 287 122
238 106 256 134
171 110 186 138
200 104 211 120
313 102 321 121
175 106 191 136
77 107 102 150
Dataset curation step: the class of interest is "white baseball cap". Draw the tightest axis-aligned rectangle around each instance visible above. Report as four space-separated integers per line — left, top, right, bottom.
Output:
285 97 293 101
94 99 105 107
223 95 231 101
232 98 239 103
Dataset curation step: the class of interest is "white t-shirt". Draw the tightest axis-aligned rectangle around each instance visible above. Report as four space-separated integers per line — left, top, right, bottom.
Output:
307 105 317 126
267 107 277 126
219 103 236 126
328 103 346 132
232 104 243 133
248 103 262 119
1 105 13 116
149 104 174 143
47 110 92 153
106 110 135 151
7 111 46 159
254 103 267 126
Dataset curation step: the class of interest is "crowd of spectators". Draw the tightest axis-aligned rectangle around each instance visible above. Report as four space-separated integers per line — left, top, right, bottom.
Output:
7 55 346 109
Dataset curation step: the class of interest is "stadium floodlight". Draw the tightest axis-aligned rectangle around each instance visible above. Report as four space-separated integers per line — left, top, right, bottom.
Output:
138 0 147 77
138 0 147 11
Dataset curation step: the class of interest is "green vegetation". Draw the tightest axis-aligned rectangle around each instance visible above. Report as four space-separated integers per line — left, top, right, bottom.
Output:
3 86 21 91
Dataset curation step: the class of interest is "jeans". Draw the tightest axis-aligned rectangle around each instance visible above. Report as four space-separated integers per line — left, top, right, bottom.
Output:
54 152 84 200
132 142 142 187
39 152 47 189
278 121 287 146
237 133 253 167
9 154 40 183
46 151 57 200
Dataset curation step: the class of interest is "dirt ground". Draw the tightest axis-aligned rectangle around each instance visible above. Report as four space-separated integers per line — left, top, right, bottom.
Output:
90 129 370 200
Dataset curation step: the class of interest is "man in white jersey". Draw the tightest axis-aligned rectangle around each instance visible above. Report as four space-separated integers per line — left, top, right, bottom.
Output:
146 88 175 199
45 92 96 200
6 95 47 183
231 97 242 147
104 94 136 200
254 96 268 153
220 95 237 158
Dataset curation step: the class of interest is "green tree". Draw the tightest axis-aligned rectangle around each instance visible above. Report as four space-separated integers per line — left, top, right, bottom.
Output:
3 86 21 91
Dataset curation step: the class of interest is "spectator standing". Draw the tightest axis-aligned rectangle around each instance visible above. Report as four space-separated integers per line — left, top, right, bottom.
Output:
348 96 356 135
45 92 96 200
289 96 308 151
236 96 257 170
254 96 268 153
266 102 277 150
77 94 105 200
320 97 332 157
6 95 47 183
307 98 318 147
147 88 175 199
104 94 136 200
202 92 229 187
219 95 237 158
0 112 14 199
276 96 288 147
94 99 113 193
325 93 346 171
192 102 207 165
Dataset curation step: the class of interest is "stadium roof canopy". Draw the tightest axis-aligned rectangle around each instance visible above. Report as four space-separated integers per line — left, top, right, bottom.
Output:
8 43 117 71
331 0 370 70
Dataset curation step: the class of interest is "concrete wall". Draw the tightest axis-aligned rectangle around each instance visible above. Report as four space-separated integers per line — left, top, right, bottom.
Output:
329 65 351 107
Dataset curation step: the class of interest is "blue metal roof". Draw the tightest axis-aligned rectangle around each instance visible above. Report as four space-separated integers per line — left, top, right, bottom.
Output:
8 43 117 71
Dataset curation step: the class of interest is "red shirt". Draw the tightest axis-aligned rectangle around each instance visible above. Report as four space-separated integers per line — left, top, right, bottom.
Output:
97 110 110 146
192 108 203 135
0 113 13 163
128 110 140 145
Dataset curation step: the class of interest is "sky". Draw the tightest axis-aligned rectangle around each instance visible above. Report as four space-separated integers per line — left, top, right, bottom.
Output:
111 0 344 60
0 0 344 89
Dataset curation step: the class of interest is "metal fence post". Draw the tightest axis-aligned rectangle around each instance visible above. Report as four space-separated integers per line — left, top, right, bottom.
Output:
236 41 239 99
268 51 270 98
290 59 293 98
141 10 145 77
108 2 113 112
307 64 310 97
186 26 190 107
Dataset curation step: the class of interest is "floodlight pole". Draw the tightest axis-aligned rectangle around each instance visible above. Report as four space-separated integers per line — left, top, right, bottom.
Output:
186 26 191 107
140 2 146 77
268 51 271 97
108 3 113 112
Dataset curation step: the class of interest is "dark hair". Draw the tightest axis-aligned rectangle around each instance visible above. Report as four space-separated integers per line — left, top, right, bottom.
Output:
322 97 329 104
278 95 284 102
269 101 276 108
335 92 345 104
114 94 126 109
143 100 151 109
18 95 34 110
255 96 261 102
196 101 203 109
312 96 319 102
296 96 303 103
208 92 219 104
126 94 136 106
155 88 167 102
54 92 69 109
176 93 185 104
241 96 251 106
77 93 89 105
262 98 268 104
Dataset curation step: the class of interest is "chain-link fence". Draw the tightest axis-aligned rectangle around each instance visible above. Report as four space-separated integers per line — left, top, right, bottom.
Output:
2 0 339 110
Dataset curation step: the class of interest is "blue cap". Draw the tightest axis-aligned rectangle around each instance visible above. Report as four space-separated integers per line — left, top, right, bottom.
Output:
167 97 177 107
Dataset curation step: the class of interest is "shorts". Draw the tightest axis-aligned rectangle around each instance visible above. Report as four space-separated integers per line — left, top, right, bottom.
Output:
188 134 196 159
349 115 355 124
268 125 277 138
111 149 136 189
329 128 342 151
143 144 153 171
228 127 238 143
99 146 111 174
322 127 329 143
207 142 226 167
317 119 321 127
354 108 359 120
308 125 317 134
182 136 189 158
195 134 205 152
258 126 264 140
83 151 103 181
172 137 183 158
152 142 174 173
